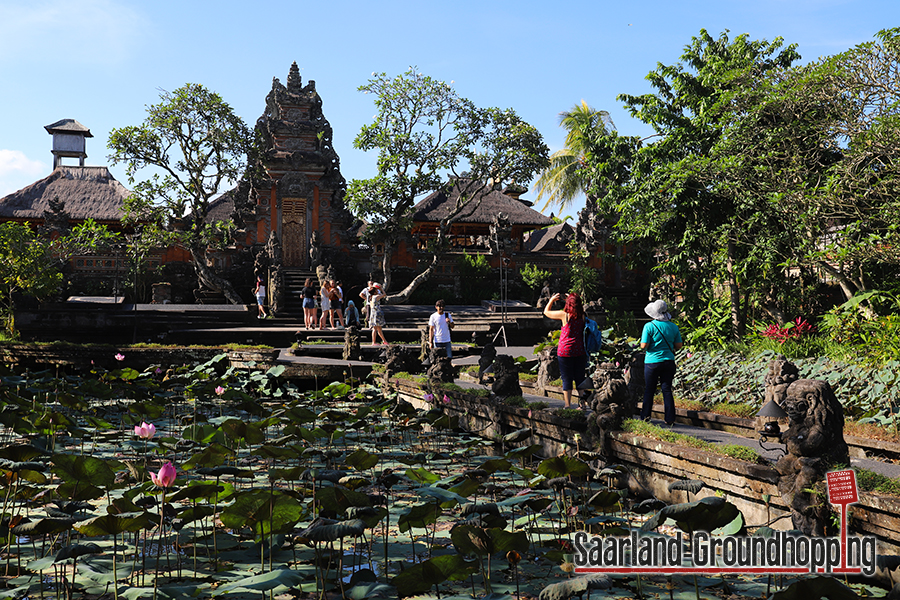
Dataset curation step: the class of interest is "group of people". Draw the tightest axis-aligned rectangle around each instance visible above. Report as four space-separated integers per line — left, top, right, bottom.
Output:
301 278 368 331
543 291 683 420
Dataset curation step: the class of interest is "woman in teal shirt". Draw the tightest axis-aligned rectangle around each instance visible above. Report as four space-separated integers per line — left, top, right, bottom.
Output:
639 300 683 425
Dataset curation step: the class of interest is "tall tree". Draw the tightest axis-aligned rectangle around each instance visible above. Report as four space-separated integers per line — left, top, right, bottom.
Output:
610 30 801 338
348 68 548 302
534 100 616 213
0 220 118 336
108 84 253 304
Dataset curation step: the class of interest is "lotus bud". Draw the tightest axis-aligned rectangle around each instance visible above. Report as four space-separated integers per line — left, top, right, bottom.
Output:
150 462 177 488
134 421 156 439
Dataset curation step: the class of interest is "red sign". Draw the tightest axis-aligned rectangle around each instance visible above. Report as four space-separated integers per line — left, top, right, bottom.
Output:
827 469 859 505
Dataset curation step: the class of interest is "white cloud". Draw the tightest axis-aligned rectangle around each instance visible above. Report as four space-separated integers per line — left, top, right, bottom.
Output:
0 149 47 197
0 0 145 66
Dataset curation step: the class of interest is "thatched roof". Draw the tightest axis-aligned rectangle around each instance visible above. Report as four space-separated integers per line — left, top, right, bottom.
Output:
524 222 574 252
206 190 235 222
0 166 128 221
44 119 93 137
412 182 552 227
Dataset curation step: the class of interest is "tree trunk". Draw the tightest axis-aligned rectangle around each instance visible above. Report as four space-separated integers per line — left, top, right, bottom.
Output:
189 246 243 304
384 254 439 305
381 244 394 292
726 240 745 339
816 260 877 319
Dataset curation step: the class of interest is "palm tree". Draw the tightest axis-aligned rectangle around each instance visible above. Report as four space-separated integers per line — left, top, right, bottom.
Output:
534 101 615 213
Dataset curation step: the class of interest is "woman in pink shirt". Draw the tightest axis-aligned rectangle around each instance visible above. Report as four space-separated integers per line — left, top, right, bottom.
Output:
543 292 587 408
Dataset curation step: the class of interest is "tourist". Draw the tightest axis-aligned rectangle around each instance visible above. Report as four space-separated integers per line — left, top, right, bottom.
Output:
344 300 361 328
543 292 587 408
639 299 684 426
332 280 345 328
359 280 374 329
302 277 317 329
319 280 334 329
368 283 388 345
254 274 268 319
428 299 455 358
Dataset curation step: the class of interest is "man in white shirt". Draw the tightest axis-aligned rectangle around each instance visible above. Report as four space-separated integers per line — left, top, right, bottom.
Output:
428 299 454 358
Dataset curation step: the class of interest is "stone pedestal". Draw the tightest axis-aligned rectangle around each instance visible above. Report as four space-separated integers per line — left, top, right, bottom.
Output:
151 283 172 304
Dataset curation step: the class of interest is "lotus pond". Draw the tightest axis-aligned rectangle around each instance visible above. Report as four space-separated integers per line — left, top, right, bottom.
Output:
0 353 889 599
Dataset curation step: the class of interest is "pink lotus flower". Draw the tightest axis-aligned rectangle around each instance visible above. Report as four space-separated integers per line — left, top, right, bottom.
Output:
134 421 156 439
215 386 226 396
114 353 125 361
151 462 176 488
442 395 450 404
423 393 434 402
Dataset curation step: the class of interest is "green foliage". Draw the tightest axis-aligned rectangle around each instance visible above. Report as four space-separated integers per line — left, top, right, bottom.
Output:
456 251 491 280
566 237 599 300
535 101 616 213
0 220 119 335
854 467 900 497
675 348 900 422
519 262 552 297
347 67 548 296
108 83 253 303
0 222 62 335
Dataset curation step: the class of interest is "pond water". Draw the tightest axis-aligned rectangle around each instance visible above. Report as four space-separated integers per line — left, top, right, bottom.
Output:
0 355 888 599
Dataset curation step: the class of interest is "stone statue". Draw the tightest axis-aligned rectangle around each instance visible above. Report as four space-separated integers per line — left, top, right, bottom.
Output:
427 348 458 389
477 342 497 385
586 363 631 454
343 325 361 361
380 345 419 382
309 230 322 267
489 212 513 255
768 356 850 536
537 281 552 309
536 345 560 396
491 354 522 399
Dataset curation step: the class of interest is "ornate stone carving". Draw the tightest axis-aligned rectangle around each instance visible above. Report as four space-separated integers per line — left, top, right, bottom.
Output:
309 230 322 268
489 212 513 255
343 325 362 361
585 363 631 454
536 345 560 395
491 355 522 399
41 196 70 237
477 342 497 385
427 348 457 388
768 356 849 536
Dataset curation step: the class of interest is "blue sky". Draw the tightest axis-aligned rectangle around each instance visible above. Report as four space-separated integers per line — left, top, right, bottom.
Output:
1 0 896 219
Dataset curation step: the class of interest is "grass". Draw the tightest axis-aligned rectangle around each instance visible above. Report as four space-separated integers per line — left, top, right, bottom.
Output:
518 373 538 382
548 378 563 388
854 467 900 496
622 419 766 464
527 401 550 411
708 401 758 418
461 365 480 375
438 382 490 397
393 371 426 384
844 420 899 442
503 395 527 407
553 408 586 421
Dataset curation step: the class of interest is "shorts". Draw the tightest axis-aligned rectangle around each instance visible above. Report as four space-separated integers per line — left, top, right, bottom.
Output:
303 298 316 309
558 354 587 391
321 297 331 312
255 295 265 306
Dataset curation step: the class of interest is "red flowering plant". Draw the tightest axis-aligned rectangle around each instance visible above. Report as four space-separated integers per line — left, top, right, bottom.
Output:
760 317 817 343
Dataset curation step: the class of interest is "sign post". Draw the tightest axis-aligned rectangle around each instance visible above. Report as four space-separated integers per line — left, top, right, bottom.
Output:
826 469 859 572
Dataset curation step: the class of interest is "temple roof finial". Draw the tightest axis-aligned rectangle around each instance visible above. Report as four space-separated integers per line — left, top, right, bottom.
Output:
287 62 302 94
